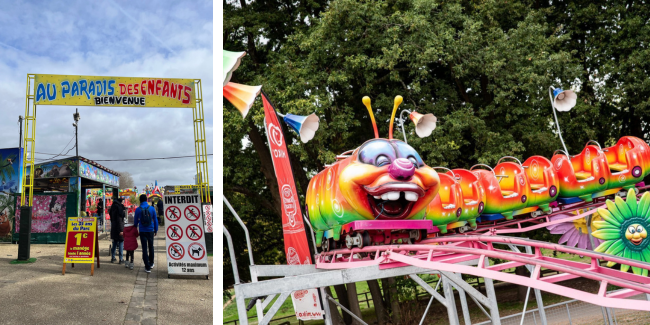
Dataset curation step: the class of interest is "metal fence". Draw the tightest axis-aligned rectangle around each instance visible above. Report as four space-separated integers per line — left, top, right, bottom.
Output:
223 291 375 325
476 292 650 325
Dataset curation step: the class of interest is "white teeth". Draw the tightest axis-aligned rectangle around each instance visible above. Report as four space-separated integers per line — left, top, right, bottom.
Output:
381 193 390 200
386 192 400 201
374 196 381 199
405 191 418 202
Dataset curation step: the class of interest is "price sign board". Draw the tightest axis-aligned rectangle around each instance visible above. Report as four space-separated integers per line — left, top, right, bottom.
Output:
63 217 97 263
164 193 209 276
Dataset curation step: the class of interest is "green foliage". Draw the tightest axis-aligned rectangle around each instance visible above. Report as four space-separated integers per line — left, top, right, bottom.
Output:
224 0 650 285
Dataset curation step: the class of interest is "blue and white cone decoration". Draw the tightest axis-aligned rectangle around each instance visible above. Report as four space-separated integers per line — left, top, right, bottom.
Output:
552 88 577 112
283 113 320 143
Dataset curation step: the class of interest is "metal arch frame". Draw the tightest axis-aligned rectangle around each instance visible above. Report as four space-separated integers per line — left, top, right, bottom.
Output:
19 75 211 206
20 74 36 206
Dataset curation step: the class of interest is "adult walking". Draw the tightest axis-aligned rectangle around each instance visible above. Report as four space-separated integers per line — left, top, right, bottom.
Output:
156 197 164 226
96 198 104 228
134 194 158 273
109 197 126 264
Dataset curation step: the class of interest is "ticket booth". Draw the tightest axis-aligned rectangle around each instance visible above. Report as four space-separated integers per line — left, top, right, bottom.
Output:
13 156 119 244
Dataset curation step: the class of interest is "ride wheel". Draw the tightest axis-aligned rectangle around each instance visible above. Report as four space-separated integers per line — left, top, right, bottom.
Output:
362 231 372 247
321 236 330 252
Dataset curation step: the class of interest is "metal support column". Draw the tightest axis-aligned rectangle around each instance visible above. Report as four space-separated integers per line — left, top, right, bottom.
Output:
259 292 290 325
192 79 211 204
454 273 472 325
442 275 460 325
508 244 547 325
102 184 106 232
20 74 36 207
320 287 333 325
482 257 502 325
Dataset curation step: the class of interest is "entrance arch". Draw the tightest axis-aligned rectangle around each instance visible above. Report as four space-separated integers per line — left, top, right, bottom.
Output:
20 74 211 211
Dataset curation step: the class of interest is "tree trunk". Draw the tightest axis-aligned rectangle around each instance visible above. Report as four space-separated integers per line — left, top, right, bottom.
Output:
387 278 401 325
380 278 391 313
346 282 363 325
334 284 353 325
515 266 530 302
325 286 345 325
367 280 387 325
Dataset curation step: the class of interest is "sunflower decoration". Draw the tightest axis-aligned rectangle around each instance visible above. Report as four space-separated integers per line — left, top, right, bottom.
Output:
592 189 650 276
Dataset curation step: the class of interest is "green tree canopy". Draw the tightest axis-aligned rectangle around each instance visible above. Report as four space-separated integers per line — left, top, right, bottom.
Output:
223 0 650 286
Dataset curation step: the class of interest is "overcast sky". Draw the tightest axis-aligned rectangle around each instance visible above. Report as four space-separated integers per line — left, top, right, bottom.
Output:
0 0 213 192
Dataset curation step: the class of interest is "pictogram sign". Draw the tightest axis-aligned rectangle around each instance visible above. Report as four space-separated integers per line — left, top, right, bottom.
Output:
168 243 185 260
166 225 183 241
166 205 181 222
184 205 200 221
187 242 205 260
186 224 203 241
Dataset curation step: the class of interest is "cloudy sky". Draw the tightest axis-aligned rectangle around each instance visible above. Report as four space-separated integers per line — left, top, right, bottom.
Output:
0 0 213 191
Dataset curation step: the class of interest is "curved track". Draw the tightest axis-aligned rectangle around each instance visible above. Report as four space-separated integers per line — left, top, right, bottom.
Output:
316 235 650 311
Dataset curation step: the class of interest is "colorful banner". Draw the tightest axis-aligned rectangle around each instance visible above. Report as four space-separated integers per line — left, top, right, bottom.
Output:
34 74 195 108
262 93 323 320
15 195 67 233
28 159 77 179
164 192 209 276
79 161 119 187
0 147 23 194
63 217 96 263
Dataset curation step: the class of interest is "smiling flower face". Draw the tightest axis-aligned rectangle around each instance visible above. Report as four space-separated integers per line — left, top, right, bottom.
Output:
625 224 648 245
592 189 650 276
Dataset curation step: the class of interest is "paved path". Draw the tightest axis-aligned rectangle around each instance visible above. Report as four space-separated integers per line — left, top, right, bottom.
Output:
0 225 212 324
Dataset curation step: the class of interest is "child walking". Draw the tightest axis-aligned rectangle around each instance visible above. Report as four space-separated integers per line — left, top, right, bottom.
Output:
123 221 139 270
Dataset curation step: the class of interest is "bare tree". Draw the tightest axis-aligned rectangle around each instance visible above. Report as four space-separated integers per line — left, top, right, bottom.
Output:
118 171 135 189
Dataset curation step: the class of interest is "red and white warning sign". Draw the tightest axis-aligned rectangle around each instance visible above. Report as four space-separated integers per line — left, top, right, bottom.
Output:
168 243 185 260
166 225 183 241
164 192 209 276
184 205 200 222
186 224 203 241
165 206 181 222
187 242 206 260
203 204 213 233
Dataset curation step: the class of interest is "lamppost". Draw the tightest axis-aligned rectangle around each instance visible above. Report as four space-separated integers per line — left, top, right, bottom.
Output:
73 109 80 157
73 109 81 217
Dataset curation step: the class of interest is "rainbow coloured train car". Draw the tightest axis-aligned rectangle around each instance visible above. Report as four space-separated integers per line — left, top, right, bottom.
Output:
306 95 650 250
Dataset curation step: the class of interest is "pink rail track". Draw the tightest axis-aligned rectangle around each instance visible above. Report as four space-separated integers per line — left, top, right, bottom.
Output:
315 235 650 311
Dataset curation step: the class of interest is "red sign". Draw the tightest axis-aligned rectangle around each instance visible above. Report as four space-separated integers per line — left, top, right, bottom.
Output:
188 242 205 260
262 93 312 265
184 205 200 221
166 225 183 241
65 231 95 260
186 224 203 241
166 206 181 222
168 243 184 260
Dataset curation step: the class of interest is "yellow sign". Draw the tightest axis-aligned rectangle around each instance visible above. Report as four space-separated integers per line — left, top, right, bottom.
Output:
63 217 97 263
34 74 195 108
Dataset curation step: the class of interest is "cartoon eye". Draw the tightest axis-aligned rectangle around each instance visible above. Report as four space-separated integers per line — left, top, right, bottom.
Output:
407 156 418 167
358 139 397 166
376 155 390 167
629 226 636 234
637 225 644 233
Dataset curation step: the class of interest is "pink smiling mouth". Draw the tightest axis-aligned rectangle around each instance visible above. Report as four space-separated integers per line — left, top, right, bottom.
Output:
631 238 644 245
364 183 425 219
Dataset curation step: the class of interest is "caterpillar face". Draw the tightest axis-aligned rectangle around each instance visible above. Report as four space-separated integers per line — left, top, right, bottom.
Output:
339 139 440 220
